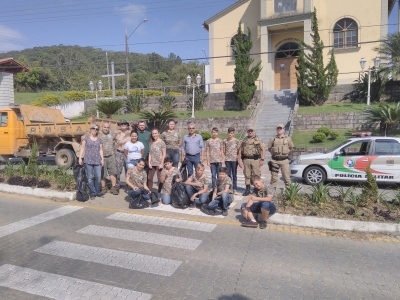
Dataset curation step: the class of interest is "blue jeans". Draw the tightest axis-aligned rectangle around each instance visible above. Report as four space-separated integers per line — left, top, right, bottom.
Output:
208 193 233 211
166 149 180 168
210 162 222 188
186 153 200 177
161 194 171 204
85 164 102 197
241 201 276 216
225 161 238 190
126 159 138 170
128 189 150 200
185 184 209 204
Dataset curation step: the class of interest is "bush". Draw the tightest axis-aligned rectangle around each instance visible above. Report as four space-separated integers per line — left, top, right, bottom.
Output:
312 132 326 143
130 89 163 97
317 126 331 137
330 130 339 140
126 94 147 113
187 89 208 111
31 94 61 107
80 107 105 118
64 91 85 101
200 131 212 140
115 90 125 96
168 92 183 96
159 94 177 111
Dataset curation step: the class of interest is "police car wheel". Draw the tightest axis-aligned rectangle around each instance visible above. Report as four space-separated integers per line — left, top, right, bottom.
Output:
304 166 326 185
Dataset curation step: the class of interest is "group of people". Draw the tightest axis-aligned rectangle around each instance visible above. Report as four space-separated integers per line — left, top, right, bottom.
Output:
78 119 294 228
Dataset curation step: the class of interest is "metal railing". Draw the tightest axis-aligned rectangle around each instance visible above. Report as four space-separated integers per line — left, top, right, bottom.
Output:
287 94 299 137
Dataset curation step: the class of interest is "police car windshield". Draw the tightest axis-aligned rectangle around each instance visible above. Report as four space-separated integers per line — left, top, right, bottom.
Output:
323 140 351 154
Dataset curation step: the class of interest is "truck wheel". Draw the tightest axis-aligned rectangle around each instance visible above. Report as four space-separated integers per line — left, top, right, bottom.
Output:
304 166 326 185
56 149 76 168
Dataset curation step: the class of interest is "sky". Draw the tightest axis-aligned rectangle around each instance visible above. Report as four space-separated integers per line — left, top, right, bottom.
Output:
0 0 399 62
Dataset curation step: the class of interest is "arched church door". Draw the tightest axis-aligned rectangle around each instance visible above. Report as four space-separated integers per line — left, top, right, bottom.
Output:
274 42 299 90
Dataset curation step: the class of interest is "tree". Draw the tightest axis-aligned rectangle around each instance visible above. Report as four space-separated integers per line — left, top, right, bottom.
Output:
296 8 338 106
232 23 262 108
364 102 400 136
139 110 177 130
374 32 400 79
14 67 55 92
353 68 386 103
96 99 124 118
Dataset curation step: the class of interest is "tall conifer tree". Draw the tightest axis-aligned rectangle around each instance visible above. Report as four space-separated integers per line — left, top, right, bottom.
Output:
296 8 338 106
232 23 262 108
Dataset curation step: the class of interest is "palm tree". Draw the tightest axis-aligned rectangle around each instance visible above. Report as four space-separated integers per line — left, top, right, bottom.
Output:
139 110 177 130
364 102 400 136
374 32 400 79
96 99 124 118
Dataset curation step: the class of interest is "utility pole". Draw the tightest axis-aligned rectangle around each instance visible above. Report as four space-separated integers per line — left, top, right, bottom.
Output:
106 52 111 90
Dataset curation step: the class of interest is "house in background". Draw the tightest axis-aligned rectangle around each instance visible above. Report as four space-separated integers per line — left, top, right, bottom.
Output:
203 0 396 93
0 58 29 108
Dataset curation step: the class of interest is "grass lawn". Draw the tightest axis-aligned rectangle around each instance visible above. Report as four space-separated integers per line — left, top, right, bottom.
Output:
71 110 251 122
15 91 70 105
292 129 400 148
296 102 398 115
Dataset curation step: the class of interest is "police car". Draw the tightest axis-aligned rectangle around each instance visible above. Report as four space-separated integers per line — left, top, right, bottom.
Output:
290 137 400 185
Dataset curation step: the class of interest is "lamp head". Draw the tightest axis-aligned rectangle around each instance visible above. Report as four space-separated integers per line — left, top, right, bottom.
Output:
360 57 366 70
98 80 103 91
186 75 191 86
89 81 94 92
374 56 381 69
196 74 201 87
143 19 148 23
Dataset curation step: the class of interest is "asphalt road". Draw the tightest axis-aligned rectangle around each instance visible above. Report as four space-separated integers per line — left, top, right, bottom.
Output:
0 194 399 300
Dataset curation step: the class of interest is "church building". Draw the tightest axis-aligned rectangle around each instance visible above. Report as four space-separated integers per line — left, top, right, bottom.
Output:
203 0 396 93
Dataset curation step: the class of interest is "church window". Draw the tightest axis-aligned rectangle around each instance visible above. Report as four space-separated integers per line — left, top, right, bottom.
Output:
333 18 358 49
275 0 297 14
276 42 299 59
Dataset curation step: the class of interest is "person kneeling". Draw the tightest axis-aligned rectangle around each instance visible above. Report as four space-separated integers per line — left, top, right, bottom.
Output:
241 176 276 229
184 163 210 209
159 157 181 204
126 158 151 201
202 167 233 216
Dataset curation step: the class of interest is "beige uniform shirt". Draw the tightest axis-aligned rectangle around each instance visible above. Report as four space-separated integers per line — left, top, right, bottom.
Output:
114 130 131 151
268 135 294 158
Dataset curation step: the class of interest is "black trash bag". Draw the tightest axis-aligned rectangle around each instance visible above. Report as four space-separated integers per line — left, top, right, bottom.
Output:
73 164 89 202
179 160 188 182
129 189 150 209
200 203 223 216
150 191 160 205
171 181 190 209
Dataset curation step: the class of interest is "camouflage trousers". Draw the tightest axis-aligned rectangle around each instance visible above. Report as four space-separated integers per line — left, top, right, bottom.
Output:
270 158 291 188
115 151 126 188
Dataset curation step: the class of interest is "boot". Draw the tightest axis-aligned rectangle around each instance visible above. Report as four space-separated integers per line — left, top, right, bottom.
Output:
101 186 108 195
242 185 251 196
110 186 119 195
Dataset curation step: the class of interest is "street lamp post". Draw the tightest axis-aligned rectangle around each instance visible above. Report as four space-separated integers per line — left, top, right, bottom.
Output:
187 74 201 118
360 56 381 106
89 80 103 118
125 19 147 97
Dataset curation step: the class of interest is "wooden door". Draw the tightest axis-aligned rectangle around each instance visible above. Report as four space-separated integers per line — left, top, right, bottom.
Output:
274 57 298 90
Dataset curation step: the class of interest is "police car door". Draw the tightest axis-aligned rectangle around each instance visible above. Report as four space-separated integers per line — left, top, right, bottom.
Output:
329 140 372 181
369 139 400 182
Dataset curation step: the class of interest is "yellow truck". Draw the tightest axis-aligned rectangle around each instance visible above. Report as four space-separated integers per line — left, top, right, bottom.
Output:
0 104 119 168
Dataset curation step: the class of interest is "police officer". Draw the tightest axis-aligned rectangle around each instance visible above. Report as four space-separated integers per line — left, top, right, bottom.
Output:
268 124 294 188
238 127 266 196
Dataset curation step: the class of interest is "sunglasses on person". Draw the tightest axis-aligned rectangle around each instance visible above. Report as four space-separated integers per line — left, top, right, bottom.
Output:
188 127 195 129
91 128 99 131
277 127 283 130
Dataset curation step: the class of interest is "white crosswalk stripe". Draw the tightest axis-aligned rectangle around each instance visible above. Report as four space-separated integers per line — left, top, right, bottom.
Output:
77 225 202 250
35 241 182 276
0 264 152 300
0 206 82 239
107 212 217 232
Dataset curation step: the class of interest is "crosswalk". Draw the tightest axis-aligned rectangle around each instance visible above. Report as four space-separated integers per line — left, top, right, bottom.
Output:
0 207 219 299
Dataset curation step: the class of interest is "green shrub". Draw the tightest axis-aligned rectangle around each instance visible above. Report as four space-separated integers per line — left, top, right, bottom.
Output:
115 90 125 96
159 94 177 111
168 92 183 96
64 91 85 101
317 126 331 137
31 94 61 107
130 89 163 97
312 132 326 143
126 94 147 113
200 131 212 140
330 130 339 140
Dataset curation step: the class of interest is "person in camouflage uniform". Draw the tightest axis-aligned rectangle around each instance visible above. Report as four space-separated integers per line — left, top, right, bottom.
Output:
98 122 118 195
113 119 131 188
206 127 224 188
184 163 210 209
126 158 151 201
148 128 166 193
160 120 182 168
223 127 240 194
159 157 181 205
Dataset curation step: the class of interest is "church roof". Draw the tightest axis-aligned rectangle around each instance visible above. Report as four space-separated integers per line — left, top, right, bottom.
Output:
203 0 250 30
0 58 29 74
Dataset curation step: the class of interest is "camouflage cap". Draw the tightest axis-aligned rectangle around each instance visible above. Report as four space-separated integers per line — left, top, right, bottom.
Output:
247 126 254 131
118 119 129 125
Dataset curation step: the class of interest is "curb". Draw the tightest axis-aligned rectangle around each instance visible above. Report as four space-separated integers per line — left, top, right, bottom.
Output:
0 183 76 201
269 213 400 233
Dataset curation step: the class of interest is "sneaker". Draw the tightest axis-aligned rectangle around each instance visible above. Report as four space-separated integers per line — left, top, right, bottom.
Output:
90 195 96 200
189 202 195 210
110 186 119 195
259 220 268 229
233 189 239 195
96 193 104 198
200 204 213 215
222 210 228 216
241 220 258 228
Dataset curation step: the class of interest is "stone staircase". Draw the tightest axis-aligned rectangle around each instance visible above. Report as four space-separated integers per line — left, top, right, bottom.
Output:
253 89 297 159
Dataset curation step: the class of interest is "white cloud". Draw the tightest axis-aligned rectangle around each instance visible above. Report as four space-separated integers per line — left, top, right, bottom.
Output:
115 4 147 28
0 25 26 52
168 20 190 35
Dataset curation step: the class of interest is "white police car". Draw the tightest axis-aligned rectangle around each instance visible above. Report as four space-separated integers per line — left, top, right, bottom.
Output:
290 137 400 185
